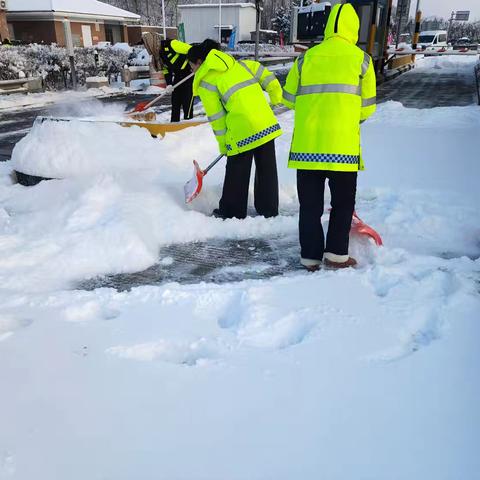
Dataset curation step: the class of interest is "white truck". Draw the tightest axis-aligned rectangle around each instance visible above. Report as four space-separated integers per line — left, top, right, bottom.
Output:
417 30 448 51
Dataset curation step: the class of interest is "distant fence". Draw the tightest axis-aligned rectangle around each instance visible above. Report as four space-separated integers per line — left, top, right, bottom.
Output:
476 63 480 105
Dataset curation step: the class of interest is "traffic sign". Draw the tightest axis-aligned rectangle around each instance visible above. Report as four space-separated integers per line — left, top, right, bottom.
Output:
455 11 470 21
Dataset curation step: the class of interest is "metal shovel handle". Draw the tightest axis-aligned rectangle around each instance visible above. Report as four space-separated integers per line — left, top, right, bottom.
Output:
141 71 195 111
203 154 224 175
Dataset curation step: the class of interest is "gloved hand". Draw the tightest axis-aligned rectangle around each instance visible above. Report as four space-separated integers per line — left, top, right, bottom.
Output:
164 84 174 94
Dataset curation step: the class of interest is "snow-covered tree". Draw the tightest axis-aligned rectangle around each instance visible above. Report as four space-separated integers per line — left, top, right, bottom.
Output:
272 6 291 40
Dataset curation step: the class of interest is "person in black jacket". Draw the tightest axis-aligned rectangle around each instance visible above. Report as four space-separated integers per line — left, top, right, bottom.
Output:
159 39 194 122
142 34 194 123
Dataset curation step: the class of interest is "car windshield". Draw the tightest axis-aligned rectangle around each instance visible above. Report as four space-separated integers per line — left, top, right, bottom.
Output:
419 35 435 43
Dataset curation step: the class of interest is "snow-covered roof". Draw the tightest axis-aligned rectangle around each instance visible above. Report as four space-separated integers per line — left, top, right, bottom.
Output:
7 0 140 19
178 3 255 8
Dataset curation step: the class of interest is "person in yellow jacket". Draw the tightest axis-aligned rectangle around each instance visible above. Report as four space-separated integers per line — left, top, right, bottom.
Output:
187 39 283 219
283 3 376 270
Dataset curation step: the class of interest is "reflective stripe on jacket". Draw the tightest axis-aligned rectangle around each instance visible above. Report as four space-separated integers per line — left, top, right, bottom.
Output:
283 3 376 172
193 49 283 156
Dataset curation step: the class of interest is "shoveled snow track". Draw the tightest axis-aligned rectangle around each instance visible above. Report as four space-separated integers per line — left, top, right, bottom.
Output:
80 235 302 291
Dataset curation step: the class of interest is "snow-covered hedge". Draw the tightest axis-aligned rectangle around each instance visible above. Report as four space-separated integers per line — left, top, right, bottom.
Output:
0 44 148 89
234 43 294 54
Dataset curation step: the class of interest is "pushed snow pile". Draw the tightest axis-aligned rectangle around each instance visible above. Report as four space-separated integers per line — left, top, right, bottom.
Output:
415 54 478 74
12 119 218 178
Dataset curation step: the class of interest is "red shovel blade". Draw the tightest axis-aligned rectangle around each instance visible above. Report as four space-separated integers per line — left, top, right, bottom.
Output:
132 101 149 113
351 211 383 246
184 160 205 203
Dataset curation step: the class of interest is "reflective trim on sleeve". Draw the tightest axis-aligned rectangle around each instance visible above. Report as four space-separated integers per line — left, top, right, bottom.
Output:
239 61 267 85
213 128 227 136
208 109 227 122
181 59 189 70
297 84 362 96
222 78 257 103
282 90 296 103
361 96 376 107
360 52 370 78
255 64 266 82
261 74 276 89
296 53 305 95
238 60 254 76
199 81 218 92
297 54 305 75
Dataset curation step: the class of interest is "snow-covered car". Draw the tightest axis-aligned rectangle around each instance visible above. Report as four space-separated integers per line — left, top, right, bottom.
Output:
96 41 112 49
112 42 132 53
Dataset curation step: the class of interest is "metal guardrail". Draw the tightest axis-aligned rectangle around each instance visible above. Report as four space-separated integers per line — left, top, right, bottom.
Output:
386 48 479 56
475 63 480 105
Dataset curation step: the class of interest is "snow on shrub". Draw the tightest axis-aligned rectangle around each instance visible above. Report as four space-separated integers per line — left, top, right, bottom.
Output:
235 43 294 54
0 44 135 89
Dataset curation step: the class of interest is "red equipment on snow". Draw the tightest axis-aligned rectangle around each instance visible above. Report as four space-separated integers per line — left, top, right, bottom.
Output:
184 154 224 203
350 211 383 246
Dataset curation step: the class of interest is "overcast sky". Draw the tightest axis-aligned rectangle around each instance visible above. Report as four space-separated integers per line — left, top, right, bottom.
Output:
401 0 480 21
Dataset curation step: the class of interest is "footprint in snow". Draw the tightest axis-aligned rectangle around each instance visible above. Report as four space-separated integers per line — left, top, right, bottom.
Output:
0 315 33 342
106 337 224 366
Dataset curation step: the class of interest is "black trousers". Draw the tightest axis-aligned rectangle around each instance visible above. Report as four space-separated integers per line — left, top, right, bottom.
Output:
297 170 357 261
218 140 279 219
171 78 193 122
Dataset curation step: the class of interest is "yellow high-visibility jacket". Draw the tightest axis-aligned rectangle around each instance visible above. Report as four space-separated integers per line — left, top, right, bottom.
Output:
283 3 376 171
193 49 283 156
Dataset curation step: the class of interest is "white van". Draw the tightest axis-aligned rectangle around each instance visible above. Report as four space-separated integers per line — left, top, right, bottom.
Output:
417 30 448 51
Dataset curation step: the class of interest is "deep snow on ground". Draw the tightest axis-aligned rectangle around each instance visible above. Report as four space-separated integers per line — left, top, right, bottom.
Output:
413 53 479 74
0 55 479 480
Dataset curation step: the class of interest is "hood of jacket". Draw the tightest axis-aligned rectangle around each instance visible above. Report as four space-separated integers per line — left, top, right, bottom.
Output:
193 49 236 94
324 3 359 45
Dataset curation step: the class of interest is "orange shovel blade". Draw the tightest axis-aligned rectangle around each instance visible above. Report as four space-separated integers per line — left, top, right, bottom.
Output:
184 160 205 203
351 211 383 246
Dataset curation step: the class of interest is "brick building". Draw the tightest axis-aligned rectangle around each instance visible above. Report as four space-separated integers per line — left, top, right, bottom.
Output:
5 0 140 46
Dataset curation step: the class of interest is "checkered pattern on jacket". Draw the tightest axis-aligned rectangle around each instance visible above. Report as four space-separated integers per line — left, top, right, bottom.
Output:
289 152 359 164
237 124 281 148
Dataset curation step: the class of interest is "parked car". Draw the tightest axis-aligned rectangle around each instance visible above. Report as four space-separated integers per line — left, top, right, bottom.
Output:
96 41 112 49
452 37 478 51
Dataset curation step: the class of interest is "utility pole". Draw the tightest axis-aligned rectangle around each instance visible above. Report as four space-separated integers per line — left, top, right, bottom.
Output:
447 11 454 41
218 0 222 43
161 0 166 39
254 0 261 60
412 0 422 49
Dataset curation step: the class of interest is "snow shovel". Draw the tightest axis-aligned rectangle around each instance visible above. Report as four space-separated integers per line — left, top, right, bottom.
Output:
127 71 195 115
351 211 383 246
184 154 224 203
